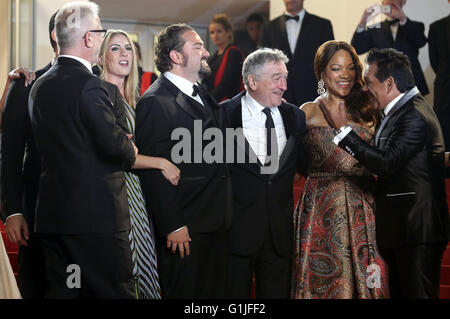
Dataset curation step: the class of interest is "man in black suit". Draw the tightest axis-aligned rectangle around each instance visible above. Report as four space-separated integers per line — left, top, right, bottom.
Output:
351 0 429 96
320 48 450 298
135 24 232 298
259 0 334 106
1 11 58 299
429 10 450 158
222 48 306 298
29 2 136 298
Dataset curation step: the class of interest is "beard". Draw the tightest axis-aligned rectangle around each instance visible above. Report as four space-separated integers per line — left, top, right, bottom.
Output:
182 53 211 79
199 59 211 79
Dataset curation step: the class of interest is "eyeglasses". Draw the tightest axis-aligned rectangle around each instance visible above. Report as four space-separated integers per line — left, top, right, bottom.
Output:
82 29 107 39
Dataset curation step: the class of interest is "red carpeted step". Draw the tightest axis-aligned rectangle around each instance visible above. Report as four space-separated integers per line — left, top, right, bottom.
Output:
1 230 18 253
440 285 450 299
441 265 450 285
442 245 450 266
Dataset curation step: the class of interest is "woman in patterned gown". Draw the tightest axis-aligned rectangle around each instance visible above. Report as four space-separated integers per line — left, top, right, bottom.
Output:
291 41 389 299
98 30 180 299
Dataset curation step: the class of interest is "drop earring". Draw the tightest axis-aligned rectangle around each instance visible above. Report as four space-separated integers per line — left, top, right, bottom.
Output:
317 79 326 96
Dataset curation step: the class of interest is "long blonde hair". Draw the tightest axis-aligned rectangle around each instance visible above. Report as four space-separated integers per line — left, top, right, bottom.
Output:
98 29 138 108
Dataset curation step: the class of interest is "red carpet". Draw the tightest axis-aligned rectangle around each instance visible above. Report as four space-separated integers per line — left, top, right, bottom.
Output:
1 178 449 298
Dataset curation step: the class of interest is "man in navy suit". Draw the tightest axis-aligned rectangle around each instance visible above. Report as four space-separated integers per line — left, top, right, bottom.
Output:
351 0 429 96
259 0 334 106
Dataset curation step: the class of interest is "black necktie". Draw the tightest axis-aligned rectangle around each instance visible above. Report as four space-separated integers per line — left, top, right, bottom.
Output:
285 15 299 22
262 108 277 162
192 84 200 96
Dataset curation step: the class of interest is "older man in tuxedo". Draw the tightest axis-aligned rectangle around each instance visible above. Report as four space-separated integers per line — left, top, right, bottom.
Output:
351 0 429 96
135 24 232 298
259 0 334 106
320 48 450 298
29 2 136 298
222 48 306 298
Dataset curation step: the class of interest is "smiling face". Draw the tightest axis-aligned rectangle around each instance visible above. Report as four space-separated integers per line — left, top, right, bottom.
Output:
250 61 288 107
322 49 356 98
105 33 133 79
364 63 390 111
209 23 231 49
180 30 211 82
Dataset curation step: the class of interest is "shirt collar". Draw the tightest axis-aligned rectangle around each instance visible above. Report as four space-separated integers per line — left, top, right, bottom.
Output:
243 91 278 117
59 55 92 73
383 92 406 116
164 71 198 97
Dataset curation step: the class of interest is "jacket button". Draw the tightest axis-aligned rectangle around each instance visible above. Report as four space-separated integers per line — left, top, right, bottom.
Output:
221 175 227 179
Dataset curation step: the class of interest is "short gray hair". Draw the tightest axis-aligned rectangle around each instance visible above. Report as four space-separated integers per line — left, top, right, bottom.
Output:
242 48 289 90
55 1 100 51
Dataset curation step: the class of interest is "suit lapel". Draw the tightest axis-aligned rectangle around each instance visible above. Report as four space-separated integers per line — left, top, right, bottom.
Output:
160 75 210 123
381 20 394 46
294 11 310 57
228 94 264 173
375 87 421 147
279 16 293 59
276 104 296 174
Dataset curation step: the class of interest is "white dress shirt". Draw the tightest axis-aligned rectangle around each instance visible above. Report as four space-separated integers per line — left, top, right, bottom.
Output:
59 54 93 73
241 92 287 165
164 72 204 106
285 9 306 55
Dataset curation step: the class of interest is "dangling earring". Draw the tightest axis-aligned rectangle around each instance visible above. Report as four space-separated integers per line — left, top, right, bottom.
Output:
317 79 326 96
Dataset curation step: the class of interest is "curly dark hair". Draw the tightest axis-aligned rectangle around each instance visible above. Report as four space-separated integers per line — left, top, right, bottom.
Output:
155 23 194 73
314 40 379 126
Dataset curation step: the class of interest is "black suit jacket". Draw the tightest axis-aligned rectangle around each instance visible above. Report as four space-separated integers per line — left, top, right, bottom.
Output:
1 63 51 229
222 92 306 256
29 57 135 234
135 75 232 237
428 15 450 114
351 19 429 95
260 11 334 106
339 88 449 249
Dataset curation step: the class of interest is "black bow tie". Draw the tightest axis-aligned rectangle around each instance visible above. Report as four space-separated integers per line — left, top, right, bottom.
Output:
285 15 299 22
387 19 400 26
192 85 200 97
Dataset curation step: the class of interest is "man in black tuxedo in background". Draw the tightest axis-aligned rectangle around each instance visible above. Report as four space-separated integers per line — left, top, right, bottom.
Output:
320 48 449 298
429 7 450 172
351 0 429 96
1 11 58 299
259 0 334 106
135 24 232 298
29 2 136 298
222 48 306 298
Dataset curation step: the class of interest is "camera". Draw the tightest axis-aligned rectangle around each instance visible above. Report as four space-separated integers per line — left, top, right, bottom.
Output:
380 5 391 14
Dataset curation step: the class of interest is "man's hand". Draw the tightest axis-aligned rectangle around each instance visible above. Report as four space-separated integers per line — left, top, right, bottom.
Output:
318 98 348 130
8 67 36 87
127 134 138 158
167 226 191 259
160 159 181 186
5 215 29 247
359 4 378 28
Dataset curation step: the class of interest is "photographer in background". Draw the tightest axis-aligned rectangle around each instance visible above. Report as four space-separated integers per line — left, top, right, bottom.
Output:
351 0 429 96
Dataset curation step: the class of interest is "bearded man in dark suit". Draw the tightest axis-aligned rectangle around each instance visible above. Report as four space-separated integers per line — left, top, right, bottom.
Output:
135 24 232 298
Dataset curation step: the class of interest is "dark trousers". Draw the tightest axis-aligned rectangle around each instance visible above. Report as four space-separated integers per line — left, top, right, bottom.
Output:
17 233 46 298
156 227 228 299
39 231 135 299
380 242 447 298
227 234 292 299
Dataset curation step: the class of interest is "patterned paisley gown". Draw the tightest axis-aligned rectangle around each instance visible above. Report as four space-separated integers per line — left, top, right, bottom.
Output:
291 126 389 299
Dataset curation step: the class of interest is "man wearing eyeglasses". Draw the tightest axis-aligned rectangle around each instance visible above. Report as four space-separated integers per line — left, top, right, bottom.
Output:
29 1 136 298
